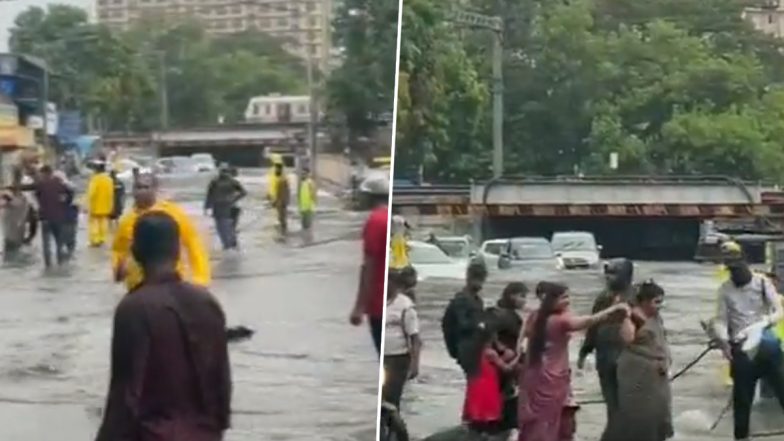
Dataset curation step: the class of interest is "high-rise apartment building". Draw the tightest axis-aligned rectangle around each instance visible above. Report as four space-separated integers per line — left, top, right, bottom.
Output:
95 0 335 72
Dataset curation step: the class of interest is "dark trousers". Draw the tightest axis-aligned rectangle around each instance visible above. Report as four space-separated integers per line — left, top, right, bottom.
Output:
277 206 288 236
731 344 784 440
370 317 383 355
40 220 66 267
214 216 238 249
598 364 619 422
3 239 22 262
62 221 77 256
383 353 410 408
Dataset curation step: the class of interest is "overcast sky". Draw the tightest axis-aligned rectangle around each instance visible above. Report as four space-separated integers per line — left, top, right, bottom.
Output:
0 0 94 52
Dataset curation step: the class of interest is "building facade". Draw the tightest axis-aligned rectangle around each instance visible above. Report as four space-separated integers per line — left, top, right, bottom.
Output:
743 1 784 38
95 0 335 72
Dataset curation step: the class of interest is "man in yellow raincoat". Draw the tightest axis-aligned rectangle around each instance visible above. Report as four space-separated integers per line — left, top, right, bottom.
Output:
298 166 317 243
267 154 283 204
389 215 410 269
86 162 115 247
112 172 211 290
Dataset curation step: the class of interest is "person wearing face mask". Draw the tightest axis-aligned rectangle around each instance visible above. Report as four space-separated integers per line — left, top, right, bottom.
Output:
713 248 784 441
577 258 634 425
601 280 673 441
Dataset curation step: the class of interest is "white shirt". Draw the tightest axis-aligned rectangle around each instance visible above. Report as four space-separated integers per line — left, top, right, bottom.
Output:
384 293 419 356
717 274 782 340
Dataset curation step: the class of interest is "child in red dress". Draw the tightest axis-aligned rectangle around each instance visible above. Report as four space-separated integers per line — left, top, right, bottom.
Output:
463 316 521 437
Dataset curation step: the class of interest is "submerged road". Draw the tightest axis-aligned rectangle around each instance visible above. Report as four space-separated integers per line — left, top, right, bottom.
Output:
0 170 379 441
404 263 784 441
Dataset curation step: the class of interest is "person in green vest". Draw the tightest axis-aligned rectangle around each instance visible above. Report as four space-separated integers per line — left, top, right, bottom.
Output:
298 166 317 244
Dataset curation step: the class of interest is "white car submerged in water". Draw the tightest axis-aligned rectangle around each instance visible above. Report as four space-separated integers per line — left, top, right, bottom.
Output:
551 231 603 270
406 241 467 281
478 237 563 271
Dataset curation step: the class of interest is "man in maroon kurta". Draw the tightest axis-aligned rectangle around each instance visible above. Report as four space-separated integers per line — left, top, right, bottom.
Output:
96 211 231 441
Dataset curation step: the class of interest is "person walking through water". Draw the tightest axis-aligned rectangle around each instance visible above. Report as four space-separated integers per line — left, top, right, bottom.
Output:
109 169 126 230
487 282 528 438
19 165 73 268
95 211 231 441
113 172 211 291
577 258 634 426
205 165 247 251
462 311 522 438
712 248 784 441
298 166 317 244
442 261 490 374
86 161 115 247
601 280 673 441
349 176 389 354
519 282 629 441
54 171 78 258
272 162 290 242
383 267 422 409
1 178 29 262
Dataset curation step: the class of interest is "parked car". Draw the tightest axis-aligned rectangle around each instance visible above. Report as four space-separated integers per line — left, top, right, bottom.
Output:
479 237 563 271
111 158 151 183
551 231 603 270
405 240 467 281
155 156 199 174
430 235 475 261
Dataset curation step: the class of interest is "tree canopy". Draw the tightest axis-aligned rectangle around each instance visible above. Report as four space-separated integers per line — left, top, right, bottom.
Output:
8 4 308 132
395 0 784 182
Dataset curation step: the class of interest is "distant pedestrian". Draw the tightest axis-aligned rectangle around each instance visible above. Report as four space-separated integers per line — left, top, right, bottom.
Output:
272 162 290 241
54 171 78 258
298 166 317 244
205 165 246 250
86 161 114 247
19 165 73 267
95 211 231 441
109 169 126 230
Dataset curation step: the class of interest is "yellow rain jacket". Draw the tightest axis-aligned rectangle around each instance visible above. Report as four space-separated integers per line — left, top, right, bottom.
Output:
86 172 115 216
112 200 211 290
389 233 409 269
298 178 316 213
267 154 284 201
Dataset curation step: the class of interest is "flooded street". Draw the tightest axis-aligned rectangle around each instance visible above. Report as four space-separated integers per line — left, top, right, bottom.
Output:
403 263 784 441
0 170 378 441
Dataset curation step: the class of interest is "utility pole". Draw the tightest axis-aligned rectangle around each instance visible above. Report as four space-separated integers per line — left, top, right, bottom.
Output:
42 68 50 156
157 51 169 130
450 10 504 178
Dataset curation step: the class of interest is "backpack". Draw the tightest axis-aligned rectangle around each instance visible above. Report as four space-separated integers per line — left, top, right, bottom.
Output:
442 296 461 360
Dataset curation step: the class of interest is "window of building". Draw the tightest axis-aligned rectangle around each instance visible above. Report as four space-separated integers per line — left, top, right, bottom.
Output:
233 19 243 28
99 10 109 18
278 17 288 27
215 6 226 14
309 18 317 28
259 18 271 27
306 2 316 12
769 14 775 24
112 10 124 18
98 0 107 5
232 5 241 14
257 4 269 12
113 0 123 4
276 4 288 12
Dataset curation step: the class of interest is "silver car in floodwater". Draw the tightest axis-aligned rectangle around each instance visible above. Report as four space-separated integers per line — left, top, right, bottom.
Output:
479 237 563 271
406 241 468 281
551 231 603 270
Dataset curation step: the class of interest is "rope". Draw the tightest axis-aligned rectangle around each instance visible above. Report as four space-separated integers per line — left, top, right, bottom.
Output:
577 343 715 406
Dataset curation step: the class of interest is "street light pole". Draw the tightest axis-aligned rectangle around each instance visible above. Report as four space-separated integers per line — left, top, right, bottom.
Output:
157 51 169 130
450 10 504 178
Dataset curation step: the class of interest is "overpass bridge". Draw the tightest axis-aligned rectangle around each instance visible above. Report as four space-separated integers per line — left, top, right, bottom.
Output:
392 176 784 260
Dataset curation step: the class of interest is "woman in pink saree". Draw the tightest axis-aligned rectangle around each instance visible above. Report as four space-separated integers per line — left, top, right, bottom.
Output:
519 282 628 441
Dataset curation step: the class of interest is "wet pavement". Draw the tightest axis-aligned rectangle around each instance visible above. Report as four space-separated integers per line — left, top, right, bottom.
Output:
0 169 379 441
402 263 784 441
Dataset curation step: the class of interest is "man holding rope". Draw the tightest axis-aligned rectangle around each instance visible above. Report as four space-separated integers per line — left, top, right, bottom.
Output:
712 246 784 441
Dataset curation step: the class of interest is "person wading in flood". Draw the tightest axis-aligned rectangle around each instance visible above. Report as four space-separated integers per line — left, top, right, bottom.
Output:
712 248 784 441
54 171 78 258
384 267 422 409
95 211 231 441
86 161 115 247
486 282 528 438
577 258 634 426
349 176 389 354
442 261 490 374
601 280 673 441
19 165 73 267
1 179 29 262
272 162 290 242
204 165 247 251
109 169 126 230
113 172 211 291
519 282 629 441
297 166 317 244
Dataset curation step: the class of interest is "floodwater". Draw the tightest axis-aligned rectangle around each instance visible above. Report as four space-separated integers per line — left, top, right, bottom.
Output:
403 263 784 441
0 169 379 441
